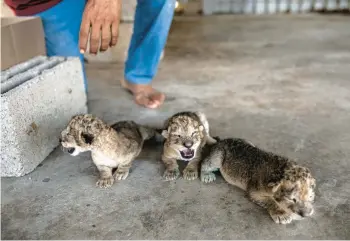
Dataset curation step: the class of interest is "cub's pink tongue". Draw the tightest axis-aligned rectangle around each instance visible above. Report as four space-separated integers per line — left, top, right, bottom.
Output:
183 149 192 156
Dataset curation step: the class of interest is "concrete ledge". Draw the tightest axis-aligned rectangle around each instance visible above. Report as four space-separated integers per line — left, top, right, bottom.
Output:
1 57 88 177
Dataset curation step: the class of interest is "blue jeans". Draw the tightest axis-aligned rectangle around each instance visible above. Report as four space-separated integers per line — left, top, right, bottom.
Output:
35 0 176 88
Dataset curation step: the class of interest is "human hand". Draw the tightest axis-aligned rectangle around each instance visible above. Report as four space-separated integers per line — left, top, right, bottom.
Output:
79 0 122 54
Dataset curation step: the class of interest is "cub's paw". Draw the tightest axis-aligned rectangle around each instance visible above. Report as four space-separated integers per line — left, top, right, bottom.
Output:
163 168 180 181
269 208 293 224
96 177 114 188
114 170 129 180
201 172 216 183
183 168 198 181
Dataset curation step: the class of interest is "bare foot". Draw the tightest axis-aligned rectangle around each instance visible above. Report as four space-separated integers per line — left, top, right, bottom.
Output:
120 79 165 109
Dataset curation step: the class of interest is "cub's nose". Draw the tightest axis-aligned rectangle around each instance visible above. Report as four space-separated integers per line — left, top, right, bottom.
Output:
298 210 306 217
67 148 75 154
298 208 313 217
183 140 193 148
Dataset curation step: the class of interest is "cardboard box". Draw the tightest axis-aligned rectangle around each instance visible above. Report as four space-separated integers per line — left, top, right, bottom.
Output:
1 16 46 70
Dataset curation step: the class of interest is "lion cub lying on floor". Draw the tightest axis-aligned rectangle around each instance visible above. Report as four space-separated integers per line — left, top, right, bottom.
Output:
161 111 217 181
60 114 159 188
201 138 316 224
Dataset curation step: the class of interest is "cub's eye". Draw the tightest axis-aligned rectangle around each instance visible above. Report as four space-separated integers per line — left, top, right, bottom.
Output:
293 198 297 203
191 132 198 137
174 134 181 138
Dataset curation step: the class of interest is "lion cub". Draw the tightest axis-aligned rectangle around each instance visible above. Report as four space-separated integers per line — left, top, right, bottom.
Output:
201 138 316 224
60 114 159 188
161 111 217 181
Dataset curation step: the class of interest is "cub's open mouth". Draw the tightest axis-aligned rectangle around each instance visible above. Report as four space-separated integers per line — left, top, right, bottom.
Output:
180 149 194 159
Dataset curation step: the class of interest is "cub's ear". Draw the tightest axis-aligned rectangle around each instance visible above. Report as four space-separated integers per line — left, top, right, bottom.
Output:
81 132 94 145
161 130 169 139
199 125 204 132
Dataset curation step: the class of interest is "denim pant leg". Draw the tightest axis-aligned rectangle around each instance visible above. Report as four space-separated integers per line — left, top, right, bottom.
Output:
35 0 87 89
124 0 176 85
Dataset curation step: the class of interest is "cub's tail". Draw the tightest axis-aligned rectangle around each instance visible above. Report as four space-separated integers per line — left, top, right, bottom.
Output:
138 125 164 143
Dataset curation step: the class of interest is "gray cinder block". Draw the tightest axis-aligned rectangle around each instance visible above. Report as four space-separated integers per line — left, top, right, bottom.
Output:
1 57 88 177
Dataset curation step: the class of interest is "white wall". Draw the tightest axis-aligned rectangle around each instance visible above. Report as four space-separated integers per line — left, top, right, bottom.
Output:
202 0 350 15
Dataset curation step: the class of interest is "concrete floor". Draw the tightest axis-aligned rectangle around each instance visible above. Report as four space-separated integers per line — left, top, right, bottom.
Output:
2 15 350 239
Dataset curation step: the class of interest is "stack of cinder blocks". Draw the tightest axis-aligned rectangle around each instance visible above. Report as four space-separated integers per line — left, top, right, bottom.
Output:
1 56 88 177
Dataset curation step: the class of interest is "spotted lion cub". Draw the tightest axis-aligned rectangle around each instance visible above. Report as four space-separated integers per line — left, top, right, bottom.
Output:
161 111 217 181
60 114 159 188
201 138 316 224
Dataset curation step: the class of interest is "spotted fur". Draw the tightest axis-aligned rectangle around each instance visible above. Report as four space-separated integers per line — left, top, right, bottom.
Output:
161 111 216 181
201 138 316 224
60 114 160 188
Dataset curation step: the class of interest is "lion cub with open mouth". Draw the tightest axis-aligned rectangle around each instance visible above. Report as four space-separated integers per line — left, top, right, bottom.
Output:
60 114 159 188
201 138 316 224
161 111 217 181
